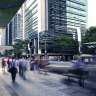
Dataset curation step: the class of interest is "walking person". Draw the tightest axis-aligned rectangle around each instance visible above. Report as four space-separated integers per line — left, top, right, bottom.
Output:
7 58 10 69
21 56 28 80
2 58 6 72
10 57 18 83
19 57 23 76
30 60 34 71
72 57 85 86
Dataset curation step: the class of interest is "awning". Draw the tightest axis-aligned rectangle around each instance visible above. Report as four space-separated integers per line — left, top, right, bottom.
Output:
0 0 25 29
0 46 13 52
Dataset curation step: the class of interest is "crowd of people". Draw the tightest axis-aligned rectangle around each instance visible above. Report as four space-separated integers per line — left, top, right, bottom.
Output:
1 56 86 86
1 56 50 83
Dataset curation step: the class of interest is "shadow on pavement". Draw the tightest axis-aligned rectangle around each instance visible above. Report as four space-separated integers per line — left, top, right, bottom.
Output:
61 78 79 86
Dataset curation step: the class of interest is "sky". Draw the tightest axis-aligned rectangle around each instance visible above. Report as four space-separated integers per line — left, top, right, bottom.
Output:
88 0 96 27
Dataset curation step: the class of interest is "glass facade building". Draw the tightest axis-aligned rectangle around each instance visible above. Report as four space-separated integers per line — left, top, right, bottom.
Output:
66 0 88 37
49 0 67 35
24 0 41 54
24 0 88 54
24 0 38 39
5 6 24 45
49 0 88 38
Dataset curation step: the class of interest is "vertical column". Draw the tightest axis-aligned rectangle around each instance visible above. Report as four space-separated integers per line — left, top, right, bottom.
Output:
77 28 82 56
34 39 36 54
22 4 25 40
38 0 42 54
7 24 9 45
45 0 48 31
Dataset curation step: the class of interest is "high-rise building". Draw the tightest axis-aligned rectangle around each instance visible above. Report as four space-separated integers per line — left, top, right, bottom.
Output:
24 0 88 54
1 29 6 46
12 13 22 41
5 5 24 45
5 13 21 45
49 0 88 38
24 0 39 54
5 21 13 45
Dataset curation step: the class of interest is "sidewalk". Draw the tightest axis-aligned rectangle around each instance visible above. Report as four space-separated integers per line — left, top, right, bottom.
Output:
0 77 19 96
0 68 96 96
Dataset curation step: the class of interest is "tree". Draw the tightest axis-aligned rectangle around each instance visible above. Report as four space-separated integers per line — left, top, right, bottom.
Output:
82 27 96 54
51 35 78 53
13 40 30 58
82 27 96 43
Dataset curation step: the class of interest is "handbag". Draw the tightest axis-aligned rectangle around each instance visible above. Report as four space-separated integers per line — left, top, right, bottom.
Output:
14 67 18 73
8 68 12 73
11 67 18 73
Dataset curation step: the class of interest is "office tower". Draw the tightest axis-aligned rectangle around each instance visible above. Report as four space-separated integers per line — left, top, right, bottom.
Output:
5 5 24 45
24 0 88 54
5 22 12 45
48 0 88 38
24 0 39 54
12 13 21 40
5 13 21 45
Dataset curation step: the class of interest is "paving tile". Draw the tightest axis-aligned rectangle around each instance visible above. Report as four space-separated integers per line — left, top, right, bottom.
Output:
71 92 88 96
0 75 19 96
0 65 96 96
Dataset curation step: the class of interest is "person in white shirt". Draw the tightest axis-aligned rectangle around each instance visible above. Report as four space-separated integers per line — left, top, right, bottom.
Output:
10 57 18 82
20 56 28 79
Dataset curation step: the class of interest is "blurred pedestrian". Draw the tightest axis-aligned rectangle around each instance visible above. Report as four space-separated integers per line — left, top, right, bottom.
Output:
21 56 28 80
34 57 40 69
10 57 18 83
72 57 85 70
19 57 23 76
30 60 34 71
7 58 10 69
2 58 6 72
72 57 85 86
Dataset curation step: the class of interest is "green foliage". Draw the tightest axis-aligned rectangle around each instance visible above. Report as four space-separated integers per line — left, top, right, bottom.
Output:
82 27 96 43
3 50 9 57
82 27 96 54
13 40 30 58
52 35 78 53
3 50 13 57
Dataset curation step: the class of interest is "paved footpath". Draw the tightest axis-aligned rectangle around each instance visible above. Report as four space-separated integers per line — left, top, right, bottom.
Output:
0 67 96 96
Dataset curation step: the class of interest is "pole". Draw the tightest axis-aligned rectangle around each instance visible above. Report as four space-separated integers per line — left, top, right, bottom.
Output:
28 43 31 61
30 48 32 61
45 38 47 59
44 31 47 59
